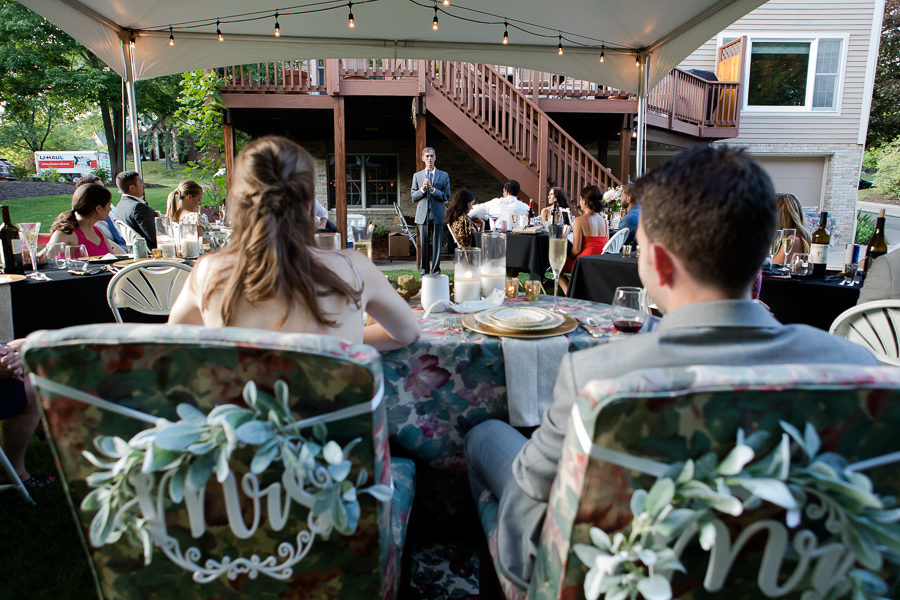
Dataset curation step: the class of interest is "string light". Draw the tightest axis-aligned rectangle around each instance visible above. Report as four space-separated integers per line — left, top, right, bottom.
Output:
599 45 604 63
216 19 223 41
274 11 280 37
635 55 640 67
442 0 449 5
557 34 563 55
347 2 355 27
502 20 508 45
169 26 174 46
129 32 135 48
432 6 439 30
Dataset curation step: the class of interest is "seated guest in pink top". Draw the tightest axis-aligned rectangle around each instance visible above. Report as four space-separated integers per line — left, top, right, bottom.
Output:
44 184 114 257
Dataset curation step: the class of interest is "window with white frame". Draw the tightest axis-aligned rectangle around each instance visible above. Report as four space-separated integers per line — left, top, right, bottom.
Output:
740 36 845 111
327 154 398 209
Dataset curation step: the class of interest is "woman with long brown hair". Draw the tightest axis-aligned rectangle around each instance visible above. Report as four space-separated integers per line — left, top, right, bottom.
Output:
169 136 419 350
773 192 811 266
42 184 117 257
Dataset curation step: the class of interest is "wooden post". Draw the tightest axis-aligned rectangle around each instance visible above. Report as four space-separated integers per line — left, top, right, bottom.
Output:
414 101 427 269
619 114 633 184
537 115 550 209
223 122 235 194
333 96 347 248
326 59 340 95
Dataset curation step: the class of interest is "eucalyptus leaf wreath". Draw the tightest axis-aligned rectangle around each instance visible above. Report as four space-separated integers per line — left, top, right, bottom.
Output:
80 380 392 569
574 421 900 600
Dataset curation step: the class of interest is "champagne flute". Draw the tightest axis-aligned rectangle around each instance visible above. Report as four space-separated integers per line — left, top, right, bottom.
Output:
65 244 89 271
18 222 41 271
768 229 783 269
548 235 567 312
611 286 651 333
781 228 796 272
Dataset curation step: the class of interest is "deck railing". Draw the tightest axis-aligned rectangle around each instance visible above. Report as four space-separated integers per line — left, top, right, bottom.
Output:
647 68 740 129
426 60 620 192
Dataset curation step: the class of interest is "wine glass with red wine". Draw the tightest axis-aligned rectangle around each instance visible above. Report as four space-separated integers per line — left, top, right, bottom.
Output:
611 286 650 333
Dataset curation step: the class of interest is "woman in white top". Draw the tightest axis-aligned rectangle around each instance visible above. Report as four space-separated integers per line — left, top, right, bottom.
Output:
169 136 420 351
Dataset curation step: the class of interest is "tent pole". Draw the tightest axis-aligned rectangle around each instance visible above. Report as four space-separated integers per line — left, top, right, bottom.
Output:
635 52 650 179
121 40 143 181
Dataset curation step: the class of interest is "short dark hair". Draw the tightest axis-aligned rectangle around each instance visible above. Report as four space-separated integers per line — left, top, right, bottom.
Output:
116 171 141 193
634 145 775 296
503 180 520 197
74 175 101 188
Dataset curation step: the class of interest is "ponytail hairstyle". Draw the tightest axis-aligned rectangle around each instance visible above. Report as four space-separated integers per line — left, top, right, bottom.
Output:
580 185 605 214
166 180 203 222
203 136 362 328
50 184 112 234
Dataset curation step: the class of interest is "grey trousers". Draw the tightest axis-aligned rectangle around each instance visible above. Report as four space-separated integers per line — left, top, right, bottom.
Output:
464 419 527 506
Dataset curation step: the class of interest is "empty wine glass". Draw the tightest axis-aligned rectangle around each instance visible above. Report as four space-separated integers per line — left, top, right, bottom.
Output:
65 244 89 271
611 286 651 333
547 227 567 311
45 241 67 269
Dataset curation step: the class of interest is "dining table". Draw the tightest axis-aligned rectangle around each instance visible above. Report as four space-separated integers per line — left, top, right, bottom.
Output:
473 231 550 280
381 295 646 472
567 252 861 330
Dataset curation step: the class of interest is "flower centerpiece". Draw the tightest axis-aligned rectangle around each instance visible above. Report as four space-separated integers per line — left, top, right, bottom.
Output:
602 185 624 215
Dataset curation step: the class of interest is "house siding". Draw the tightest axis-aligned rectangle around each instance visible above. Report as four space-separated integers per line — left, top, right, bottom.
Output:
677 0 883 249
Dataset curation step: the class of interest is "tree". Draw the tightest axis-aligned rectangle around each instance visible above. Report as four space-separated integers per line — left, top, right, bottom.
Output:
869 0 900 147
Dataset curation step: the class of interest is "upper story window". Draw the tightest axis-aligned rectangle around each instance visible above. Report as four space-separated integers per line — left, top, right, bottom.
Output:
739 36 846 112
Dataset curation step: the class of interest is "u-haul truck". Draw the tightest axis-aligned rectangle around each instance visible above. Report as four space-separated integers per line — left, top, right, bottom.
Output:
34 151 111 180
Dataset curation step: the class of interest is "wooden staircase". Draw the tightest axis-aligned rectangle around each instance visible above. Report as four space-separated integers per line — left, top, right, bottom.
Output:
423 61 620 202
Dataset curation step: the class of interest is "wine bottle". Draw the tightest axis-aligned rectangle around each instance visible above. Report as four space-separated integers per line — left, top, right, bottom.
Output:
809 211 830 278
864 208 888 275
0 205 24 275
528 201 535 221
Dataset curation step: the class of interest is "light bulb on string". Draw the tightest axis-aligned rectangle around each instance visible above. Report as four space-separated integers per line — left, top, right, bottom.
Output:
274 12 280 37
502 20 508 45
599 45 605 63
169 26 175 46
443 0 449 5
217 19 223 42
557 34 563 55
129 32 135 49
635 55 640 67
348 2 355 28
432 6 439 31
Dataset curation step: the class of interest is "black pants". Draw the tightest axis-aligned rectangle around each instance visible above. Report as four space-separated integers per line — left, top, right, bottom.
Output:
418 220 443 274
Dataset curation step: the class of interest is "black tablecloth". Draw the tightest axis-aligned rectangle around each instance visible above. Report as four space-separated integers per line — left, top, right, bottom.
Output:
567 253 860 330
568 254 641 304
759 274 859 331
474 232 550 280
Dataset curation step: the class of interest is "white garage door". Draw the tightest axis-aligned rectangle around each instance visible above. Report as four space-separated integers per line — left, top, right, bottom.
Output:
753 155 827 209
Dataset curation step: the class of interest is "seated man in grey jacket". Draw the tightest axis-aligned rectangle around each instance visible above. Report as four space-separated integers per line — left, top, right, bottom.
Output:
464 145 880 590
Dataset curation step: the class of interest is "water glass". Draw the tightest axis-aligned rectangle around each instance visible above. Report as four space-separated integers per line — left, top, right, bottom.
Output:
611 286 650 333
790 253 811 276
622 244 633 257
315 232 340 250
46 242 68 269
480 232 506 297
65 244 89 271
454 247 482 303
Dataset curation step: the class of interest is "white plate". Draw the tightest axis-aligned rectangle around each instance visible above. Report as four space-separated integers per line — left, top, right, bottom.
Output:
475 306 565 332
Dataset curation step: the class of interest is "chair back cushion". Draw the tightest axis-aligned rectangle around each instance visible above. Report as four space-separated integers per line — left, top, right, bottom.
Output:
531 364 900 600
23 324 396 600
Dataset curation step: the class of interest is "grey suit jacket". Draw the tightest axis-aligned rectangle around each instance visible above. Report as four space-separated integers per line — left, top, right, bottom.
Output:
411 168 450 225
858 249 900 303
498 300 881 586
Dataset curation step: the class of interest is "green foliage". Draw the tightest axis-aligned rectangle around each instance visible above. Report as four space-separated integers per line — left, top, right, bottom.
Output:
90 167 110 183
574 422 900 600
862 146 881 172
39 168 65 183
10 162 31 179
873 141 900 202
868 0 900 146
200 171 227 207
857 211 877 244
373 225 391 237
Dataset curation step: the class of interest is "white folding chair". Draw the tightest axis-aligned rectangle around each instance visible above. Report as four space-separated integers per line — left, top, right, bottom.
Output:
829 299 900 366
0 446 33 504
601 227 630 254
106 260 193 323
114 219 145 247
393 203 418 251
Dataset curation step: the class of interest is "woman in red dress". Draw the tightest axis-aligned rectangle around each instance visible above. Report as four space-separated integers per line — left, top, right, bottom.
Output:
559 185 608 294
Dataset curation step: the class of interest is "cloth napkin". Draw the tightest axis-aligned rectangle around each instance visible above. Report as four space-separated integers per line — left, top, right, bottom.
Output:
422 289 505 318
502 335 568 427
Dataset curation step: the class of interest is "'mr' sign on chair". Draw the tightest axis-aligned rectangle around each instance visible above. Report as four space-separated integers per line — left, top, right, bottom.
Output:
23 324 415 600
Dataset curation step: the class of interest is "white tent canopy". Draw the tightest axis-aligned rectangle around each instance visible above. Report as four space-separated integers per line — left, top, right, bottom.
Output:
22 0 765 94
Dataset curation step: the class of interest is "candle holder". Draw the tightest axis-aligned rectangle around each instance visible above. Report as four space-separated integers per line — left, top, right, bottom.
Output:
505 277 519 299
454 247 482 303
524 280 541 301
480 232 507 297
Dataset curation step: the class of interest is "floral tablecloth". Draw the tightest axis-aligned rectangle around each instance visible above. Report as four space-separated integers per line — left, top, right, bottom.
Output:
382 296 631 472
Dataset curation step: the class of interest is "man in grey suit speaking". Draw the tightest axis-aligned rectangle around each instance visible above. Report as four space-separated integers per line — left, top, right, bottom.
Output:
411 147 451 274
465 145 880 590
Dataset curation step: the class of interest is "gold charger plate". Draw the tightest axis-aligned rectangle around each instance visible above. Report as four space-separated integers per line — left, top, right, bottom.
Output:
113 257 185 267
88 255 129 264
462 312 577 339
0 274 26 284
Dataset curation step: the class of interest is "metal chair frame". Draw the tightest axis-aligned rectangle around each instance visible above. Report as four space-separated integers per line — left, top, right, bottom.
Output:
106 260 193 323
0 445 34 504
829 299 900 366
393 203 418 251
601 227 630 254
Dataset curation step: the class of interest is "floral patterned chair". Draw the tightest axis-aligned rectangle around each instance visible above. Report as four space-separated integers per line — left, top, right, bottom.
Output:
478 364 900 600
22 324 415 600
